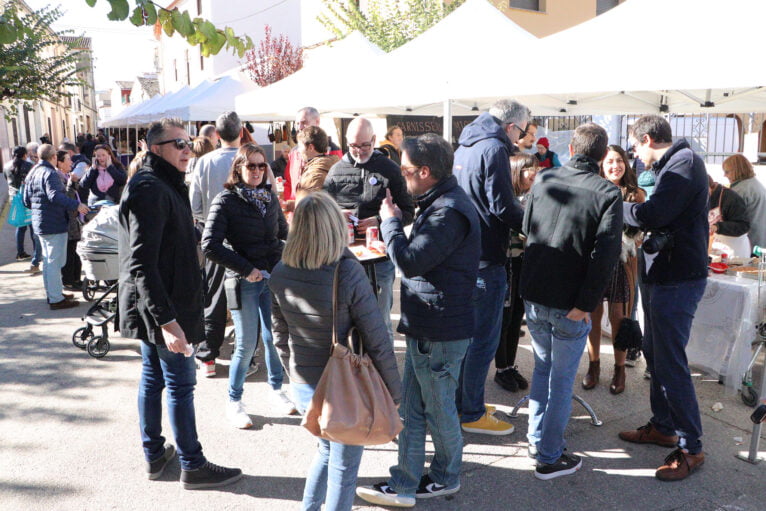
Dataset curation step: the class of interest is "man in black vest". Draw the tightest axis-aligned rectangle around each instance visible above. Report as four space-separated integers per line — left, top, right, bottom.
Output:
357 134 480 507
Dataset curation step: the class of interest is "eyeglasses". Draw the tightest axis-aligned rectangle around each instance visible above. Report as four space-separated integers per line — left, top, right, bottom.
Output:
511 124 528 139
243 162 269 171
348 139 374 150
400 165 420 175
155 138 192 150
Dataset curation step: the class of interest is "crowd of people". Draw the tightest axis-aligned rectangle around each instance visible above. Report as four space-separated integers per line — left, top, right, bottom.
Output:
5 99 766 510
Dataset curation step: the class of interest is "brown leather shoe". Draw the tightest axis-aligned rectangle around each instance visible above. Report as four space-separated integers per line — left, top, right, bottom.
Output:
618 422 678 447
50 297 79 310
610 364 626 394
582 360 600 389
655 449 704 481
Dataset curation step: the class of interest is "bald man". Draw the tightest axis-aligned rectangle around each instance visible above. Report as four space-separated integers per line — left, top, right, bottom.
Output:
323 117 415 345
198 124 219 147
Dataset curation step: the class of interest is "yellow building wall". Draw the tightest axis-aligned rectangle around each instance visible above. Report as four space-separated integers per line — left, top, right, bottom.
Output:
492 0 619 38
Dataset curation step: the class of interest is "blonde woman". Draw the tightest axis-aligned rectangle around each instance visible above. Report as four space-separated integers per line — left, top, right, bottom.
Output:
723 154 766 249
269 191 401 511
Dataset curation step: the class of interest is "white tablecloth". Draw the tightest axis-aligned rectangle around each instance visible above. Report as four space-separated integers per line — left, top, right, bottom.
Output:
686 274 762 389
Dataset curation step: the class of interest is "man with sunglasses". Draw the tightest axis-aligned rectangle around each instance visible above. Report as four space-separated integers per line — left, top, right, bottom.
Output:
189 111 242 378
453 98 529 435
324 117 415 345
119 117 242 489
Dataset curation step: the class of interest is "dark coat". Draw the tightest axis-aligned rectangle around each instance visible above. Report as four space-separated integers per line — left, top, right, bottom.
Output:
201 186 288 278
269 251 402 404
81 164 127 204
623 139 709 284
118 152 204 346
709 184 750 237
520 154 623 313
323 150 414 225
453 112 523 268
381 175 480 341
4 159 32 190
22 161 79 235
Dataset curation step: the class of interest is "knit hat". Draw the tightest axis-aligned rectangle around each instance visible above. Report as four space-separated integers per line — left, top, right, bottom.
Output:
536 137 549 149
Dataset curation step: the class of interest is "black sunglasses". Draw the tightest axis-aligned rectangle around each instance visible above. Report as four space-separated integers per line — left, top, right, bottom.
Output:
243 162 269 171
155 138 192 150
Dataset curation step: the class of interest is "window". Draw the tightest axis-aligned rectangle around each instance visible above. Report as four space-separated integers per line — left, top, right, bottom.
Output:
11 118 18 147
200 53 204 71
185 50 190 85
510 0 543 12
174 59 178 82
197 0 202 15
597 0 620 15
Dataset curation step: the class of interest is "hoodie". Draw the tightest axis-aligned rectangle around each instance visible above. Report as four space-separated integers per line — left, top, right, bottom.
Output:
453 112 523 267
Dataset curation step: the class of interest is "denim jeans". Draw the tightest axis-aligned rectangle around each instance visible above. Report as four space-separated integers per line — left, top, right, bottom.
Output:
138 341 205 471
525 301 591 465
15 224 40 263
374 259 395 345
292 383 364 511
389 337 470 497
642 278 707 454
458 264 507 422
229 279 282 401
38 232 68 303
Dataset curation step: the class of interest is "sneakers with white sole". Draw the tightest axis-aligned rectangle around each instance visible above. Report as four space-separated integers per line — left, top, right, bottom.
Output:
200 360 215 378
415 474 460 499
226 400 253 429
272 388 298 415
534 452 582 480
356 482 415 507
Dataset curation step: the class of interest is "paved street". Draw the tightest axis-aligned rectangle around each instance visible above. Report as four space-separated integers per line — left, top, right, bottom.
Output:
1 179 766 511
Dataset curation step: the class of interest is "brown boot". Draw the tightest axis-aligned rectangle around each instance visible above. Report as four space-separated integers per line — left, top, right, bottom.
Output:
610 364 626 394
655 449 705 481
582 360 600 390
619 422 678 447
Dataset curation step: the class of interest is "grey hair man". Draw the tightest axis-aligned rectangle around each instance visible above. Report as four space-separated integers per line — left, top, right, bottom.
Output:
188 110 242 375
26 142 39 165
198 124 219 147
520 122 622 480
357 133 481 506
324 117 415 345
452 98 529 435
119 117 241 489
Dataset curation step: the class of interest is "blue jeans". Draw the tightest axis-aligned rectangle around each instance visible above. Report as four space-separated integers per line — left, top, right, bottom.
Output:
389 337 470 497
15 225 40 263
525 301 591 465
292 383 364 511
642 278 707 454
458 264 507 422
138 341 205 471
374 259 395 345
38 232 68 303
229 279 282 401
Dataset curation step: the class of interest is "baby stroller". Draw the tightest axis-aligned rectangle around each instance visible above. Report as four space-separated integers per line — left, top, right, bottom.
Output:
73 204 120 358
77 203 119 301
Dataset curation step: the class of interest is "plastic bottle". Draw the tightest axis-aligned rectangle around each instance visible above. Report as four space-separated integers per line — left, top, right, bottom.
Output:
753 245 763 257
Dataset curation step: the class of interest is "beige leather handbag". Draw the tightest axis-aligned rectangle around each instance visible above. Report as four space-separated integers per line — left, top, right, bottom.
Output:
301 263 403 446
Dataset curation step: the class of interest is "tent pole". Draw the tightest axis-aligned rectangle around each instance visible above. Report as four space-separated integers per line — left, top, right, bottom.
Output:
443 99 452 144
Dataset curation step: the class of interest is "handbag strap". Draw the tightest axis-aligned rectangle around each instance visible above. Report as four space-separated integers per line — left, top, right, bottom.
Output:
331 260 363 357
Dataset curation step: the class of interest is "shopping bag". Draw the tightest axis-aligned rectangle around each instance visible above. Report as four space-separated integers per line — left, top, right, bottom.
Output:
7 189 32 227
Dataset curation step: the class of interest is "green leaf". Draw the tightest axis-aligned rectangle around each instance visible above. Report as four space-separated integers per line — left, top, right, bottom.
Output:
170 9 194 37
106 0 130 21
0 23 18 44
162 20 174 37
208 31 226 55
144 2 157 25
129 6 144 26
85 0 97 7
199 20 217 41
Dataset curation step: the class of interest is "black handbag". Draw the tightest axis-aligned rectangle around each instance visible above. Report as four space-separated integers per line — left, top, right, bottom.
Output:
614 318 643 351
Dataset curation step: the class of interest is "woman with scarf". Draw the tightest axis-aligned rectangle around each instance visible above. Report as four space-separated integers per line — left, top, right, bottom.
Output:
80 144 127 207
201 144 290 429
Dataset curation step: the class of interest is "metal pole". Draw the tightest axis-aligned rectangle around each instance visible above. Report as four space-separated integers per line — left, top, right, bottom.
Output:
443 99 452 144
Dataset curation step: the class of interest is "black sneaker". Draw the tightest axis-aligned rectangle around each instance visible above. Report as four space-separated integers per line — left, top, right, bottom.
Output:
356 482 415 507
535 452 582 480
16 252 31 261
494 370 519 392
625 348 642 367
181 461 243 490
146 444 175 480
416 474 460 499
508 366 529 390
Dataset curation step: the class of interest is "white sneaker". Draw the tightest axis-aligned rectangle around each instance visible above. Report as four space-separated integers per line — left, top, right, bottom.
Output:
200 360 215 378
271 388 298 416
226 400 253 429
246 361 261 377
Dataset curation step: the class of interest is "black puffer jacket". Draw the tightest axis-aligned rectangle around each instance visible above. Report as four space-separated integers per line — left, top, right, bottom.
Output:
201 186 288 278
269 251 402 404
323 150 414 225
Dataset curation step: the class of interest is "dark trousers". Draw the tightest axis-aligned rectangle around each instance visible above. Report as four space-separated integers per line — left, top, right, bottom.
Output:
195 255 227 362
61 239 81 286
496 256 524 369
642 278 707 454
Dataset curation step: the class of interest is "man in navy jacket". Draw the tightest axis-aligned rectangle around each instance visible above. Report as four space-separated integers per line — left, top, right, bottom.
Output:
453 99 528 435
618 115 709 482
357 133 480 507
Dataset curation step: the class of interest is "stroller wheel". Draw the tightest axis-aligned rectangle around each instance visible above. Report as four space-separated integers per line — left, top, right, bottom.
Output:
82 280 97 301
72 326 92 350
742 386 759 407
87 336 110 358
